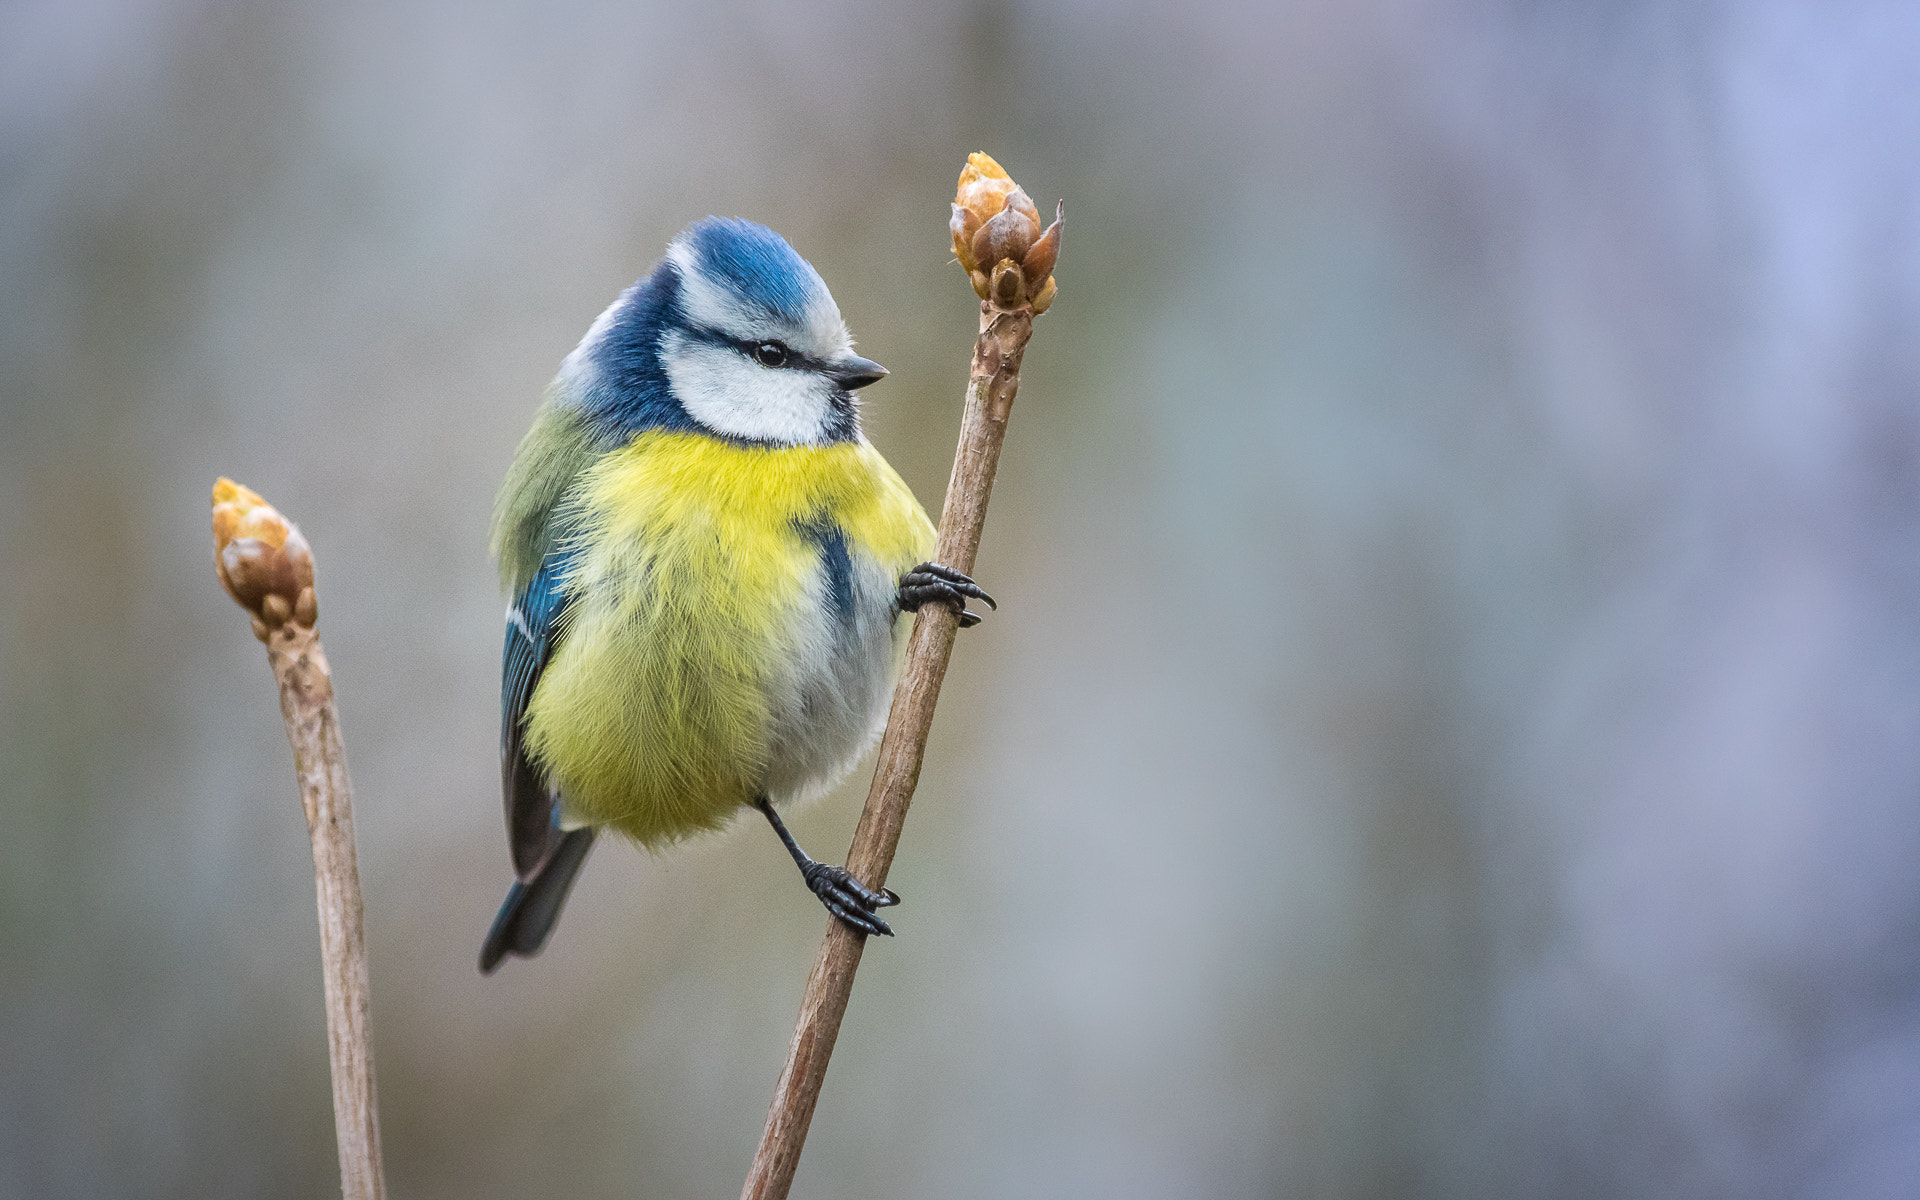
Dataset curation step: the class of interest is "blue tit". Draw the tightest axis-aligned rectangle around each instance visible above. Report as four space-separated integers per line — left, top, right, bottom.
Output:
480 217 994 973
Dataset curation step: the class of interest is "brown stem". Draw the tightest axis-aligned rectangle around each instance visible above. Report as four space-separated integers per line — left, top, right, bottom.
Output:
740 301 1033 1200
212 479 386 1200
268 622 387 1200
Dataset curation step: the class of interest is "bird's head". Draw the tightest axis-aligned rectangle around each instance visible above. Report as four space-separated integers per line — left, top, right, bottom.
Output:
558 217 887 446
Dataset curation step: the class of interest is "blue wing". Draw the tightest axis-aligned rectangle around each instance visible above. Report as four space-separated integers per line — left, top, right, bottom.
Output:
501 550 574 879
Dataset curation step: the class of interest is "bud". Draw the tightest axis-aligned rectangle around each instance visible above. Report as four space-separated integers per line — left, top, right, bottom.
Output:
950 152 1061 314
212 478 317 640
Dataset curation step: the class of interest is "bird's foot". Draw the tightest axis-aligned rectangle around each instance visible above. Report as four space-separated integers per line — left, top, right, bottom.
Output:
802 861 899 937
898 562 996 628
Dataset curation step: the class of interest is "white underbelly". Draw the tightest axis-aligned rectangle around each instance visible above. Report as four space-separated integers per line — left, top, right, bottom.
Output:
759 547 903 806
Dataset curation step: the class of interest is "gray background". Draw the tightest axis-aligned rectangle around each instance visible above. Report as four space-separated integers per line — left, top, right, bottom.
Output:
5 1 1920 1197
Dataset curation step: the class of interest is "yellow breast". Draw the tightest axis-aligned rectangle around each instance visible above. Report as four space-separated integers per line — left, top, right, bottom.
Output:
522 430 935 846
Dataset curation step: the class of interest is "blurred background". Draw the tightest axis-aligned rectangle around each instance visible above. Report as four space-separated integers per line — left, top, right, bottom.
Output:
5 1 1920 1196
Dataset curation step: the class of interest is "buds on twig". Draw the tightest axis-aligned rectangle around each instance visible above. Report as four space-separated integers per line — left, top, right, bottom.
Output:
744 152 1056 1200
950 152 1061 315
213 478 317 642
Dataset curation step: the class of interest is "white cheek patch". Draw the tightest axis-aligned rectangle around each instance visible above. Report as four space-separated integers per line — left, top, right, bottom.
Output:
661 333 837 445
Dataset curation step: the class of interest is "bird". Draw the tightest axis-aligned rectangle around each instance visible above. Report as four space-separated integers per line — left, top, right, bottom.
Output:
479 217 993 973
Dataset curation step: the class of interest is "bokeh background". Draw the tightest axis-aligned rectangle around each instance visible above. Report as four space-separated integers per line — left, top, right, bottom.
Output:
6 1 1920 1196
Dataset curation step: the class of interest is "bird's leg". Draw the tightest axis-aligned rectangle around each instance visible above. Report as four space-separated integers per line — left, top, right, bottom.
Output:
755 796 899 937
898 562 996 628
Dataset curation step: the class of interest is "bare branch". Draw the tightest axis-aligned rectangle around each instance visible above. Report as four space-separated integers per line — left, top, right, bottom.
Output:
741 153 1060 1200
212 480 387 1200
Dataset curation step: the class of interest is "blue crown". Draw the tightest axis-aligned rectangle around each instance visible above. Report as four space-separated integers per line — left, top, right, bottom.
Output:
678 217 828 323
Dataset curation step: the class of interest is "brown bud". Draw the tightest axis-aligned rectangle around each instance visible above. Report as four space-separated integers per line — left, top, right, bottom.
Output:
950 204 981 272
956 175 1015 219
950 153 1061 315
1003 187 1042 239
1022 201 1063 286
953 152 1019 274
991 260 1026 307
954 153 1016 224
212 478 318 630
1031 275 1058 316
972 205 1035 275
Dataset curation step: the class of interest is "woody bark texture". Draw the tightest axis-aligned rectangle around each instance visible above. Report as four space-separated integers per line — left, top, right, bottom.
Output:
740 153 1057 1200
212 480 387 1200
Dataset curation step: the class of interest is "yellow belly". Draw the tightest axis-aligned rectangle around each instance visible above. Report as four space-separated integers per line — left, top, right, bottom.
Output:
522 430 935 846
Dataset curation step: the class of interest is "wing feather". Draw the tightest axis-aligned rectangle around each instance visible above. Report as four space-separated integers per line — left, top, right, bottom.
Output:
502 551 574 879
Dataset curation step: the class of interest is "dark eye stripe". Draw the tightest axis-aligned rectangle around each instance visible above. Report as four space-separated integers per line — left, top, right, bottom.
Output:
680 323 830 373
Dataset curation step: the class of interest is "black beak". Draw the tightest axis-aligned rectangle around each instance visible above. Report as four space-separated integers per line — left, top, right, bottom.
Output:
829 355 889 390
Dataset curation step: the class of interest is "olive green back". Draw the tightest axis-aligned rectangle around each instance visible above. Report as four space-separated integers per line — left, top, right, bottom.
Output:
491 391 602 591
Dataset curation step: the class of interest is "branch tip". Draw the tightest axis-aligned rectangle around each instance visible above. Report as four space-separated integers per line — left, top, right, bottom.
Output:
951 153 1061 314
212 478 317 637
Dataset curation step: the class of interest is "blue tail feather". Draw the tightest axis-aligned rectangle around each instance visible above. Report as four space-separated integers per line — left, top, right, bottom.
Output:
479 828 595 973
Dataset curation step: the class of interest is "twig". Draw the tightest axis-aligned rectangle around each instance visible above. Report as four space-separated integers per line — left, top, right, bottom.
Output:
741 153 1061 1200
212 480 387 1200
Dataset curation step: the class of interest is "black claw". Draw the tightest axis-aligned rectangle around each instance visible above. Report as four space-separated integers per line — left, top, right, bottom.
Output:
899 562 996 626
826 901 893 937
804 861 895 912
759 796 900 938
915 562 995 608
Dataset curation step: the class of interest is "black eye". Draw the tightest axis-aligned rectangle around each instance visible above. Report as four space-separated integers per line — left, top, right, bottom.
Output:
753 342 789 368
